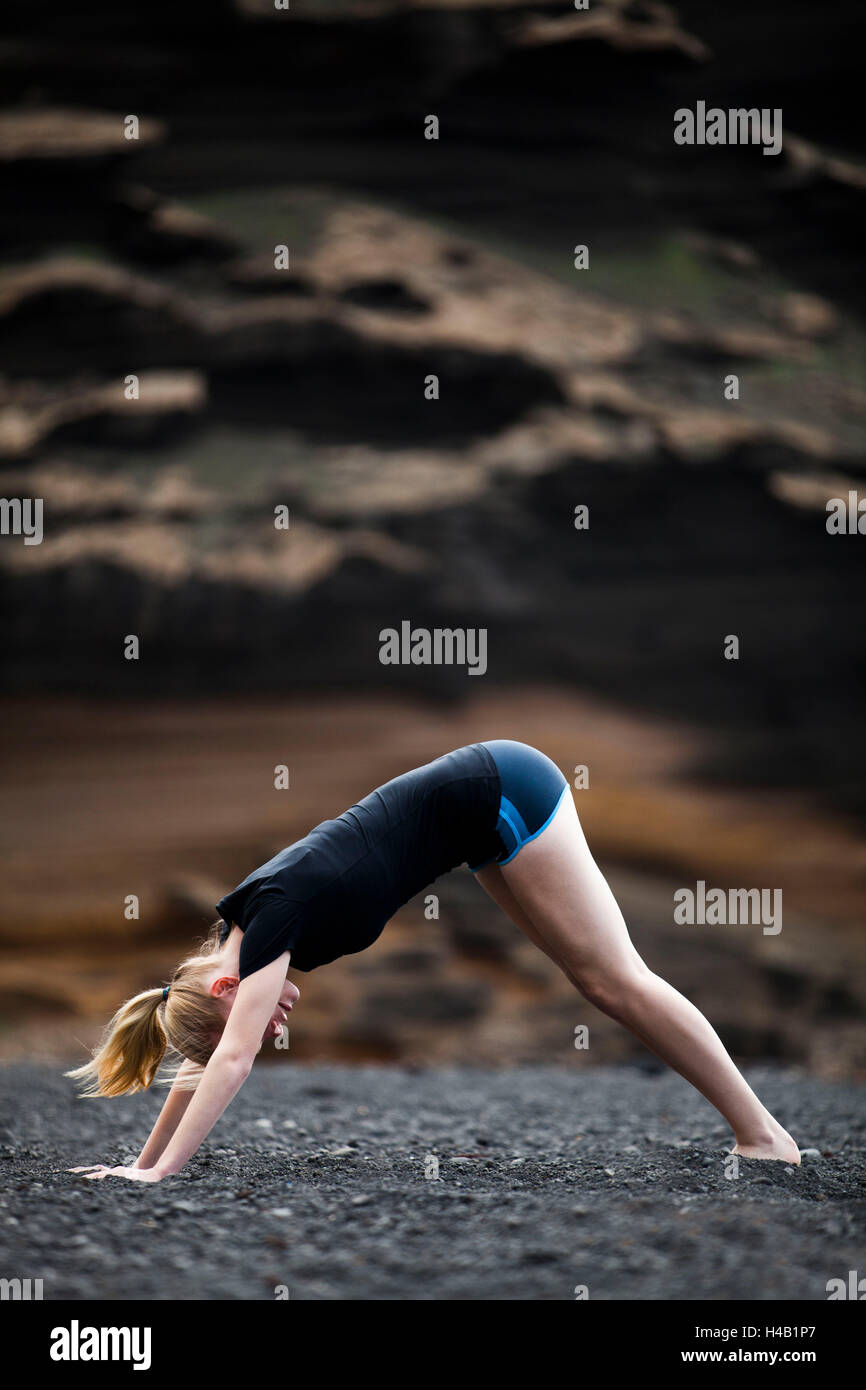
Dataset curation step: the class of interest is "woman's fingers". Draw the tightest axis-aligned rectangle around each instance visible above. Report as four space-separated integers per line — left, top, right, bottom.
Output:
73 1164 163 1183
67 1164 109 1173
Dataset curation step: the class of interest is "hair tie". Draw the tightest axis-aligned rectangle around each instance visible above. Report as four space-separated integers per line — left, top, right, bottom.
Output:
162 986 170 1002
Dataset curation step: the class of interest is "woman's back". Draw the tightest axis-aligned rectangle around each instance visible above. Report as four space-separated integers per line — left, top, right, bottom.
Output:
216 743 502 973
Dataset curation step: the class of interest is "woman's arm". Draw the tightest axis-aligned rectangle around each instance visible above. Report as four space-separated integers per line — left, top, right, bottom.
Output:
133 1059 200 1169
74 951 291 1183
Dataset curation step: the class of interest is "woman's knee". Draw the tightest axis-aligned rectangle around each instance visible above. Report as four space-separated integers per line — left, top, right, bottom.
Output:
572 959 651 1016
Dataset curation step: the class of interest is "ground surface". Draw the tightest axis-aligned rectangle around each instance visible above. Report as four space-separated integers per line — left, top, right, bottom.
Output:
0 1062 862 1301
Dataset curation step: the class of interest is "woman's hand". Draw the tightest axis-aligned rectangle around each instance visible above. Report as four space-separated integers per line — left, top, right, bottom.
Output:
68 1164 165 1183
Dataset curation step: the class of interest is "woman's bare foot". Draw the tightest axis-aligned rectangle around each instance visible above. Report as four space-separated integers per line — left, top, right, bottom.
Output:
732 1121 801 1165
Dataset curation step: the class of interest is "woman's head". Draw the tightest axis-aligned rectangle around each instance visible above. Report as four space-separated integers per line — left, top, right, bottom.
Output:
65 923 298 1097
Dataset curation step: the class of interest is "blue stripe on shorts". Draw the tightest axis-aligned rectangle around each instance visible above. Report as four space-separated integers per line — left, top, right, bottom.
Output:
469 740 569 871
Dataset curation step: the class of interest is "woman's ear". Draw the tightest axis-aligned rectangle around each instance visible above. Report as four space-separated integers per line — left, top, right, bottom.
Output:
209 975 240 999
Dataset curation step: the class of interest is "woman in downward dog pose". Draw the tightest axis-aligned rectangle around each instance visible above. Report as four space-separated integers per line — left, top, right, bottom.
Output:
68 740 800 1181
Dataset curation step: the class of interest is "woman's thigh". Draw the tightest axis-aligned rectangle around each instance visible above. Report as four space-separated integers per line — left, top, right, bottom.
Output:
497 791 647 983
472 861 577 980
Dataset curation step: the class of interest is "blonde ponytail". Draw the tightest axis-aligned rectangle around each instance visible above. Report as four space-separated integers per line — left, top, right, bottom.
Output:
66 922 228 1097
65 988 168 1098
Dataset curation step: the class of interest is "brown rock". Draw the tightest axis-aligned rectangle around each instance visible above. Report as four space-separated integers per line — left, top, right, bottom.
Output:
0 371 206 459
772 292 838 340
0 107 166 161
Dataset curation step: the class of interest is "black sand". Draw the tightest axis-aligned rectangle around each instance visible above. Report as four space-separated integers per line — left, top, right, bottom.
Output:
0 1062 862 1301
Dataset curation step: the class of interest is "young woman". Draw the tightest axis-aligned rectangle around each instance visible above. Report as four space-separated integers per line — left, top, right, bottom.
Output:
68 739 800 1182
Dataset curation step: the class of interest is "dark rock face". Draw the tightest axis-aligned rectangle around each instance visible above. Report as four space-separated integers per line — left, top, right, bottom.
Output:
0 0 865 826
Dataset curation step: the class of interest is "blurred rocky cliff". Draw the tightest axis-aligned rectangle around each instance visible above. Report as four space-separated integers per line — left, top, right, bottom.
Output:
0 1 864 1073
1 0 865 800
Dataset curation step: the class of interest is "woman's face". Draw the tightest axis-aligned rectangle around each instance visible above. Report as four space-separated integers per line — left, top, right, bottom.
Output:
209 971 301 1047
261 980 301 1043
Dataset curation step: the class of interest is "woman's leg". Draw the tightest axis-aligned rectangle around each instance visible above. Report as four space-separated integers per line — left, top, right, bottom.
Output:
475 793 800 1163
474 861 581 982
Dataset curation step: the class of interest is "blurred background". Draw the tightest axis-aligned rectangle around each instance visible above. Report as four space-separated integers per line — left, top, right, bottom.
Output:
0 0 863 1080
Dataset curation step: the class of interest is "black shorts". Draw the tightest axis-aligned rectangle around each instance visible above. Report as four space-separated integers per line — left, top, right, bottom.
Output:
469 739 569 870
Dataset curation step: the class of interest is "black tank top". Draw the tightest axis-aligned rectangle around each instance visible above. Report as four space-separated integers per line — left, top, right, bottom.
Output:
216 743 502 975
